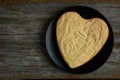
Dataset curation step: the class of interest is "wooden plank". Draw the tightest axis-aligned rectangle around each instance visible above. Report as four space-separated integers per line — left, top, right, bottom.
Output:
0 0 120 4
0 3 119 79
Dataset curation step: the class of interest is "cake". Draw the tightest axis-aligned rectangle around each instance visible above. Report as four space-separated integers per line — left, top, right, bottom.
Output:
56 11 109 69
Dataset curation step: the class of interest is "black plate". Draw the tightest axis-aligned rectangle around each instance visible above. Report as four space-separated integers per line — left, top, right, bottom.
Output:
46 6 114 74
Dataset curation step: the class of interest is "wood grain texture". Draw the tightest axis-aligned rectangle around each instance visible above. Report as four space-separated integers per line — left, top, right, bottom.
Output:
0 3 120 79
0 0 120 4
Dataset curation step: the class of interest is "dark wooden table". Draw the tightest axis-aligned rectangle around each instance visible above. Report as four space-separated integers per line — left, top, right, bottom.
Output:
0 0 120 79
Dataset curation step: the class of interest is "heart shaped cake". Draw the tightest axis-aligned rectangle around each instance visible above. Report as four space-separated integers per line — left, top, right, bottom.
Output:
56 12 109 69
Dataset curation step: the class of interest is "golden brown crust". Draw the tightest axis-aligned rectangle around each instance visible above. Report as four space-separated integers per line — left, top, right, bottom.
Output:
56 11 109 69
